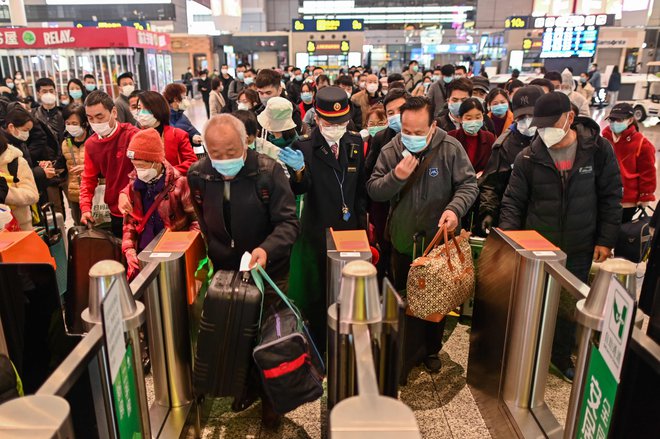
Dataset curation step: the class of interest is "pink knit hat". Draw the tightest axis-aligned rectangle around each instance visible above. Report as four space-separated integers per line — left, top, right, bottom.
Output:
127 128 164 163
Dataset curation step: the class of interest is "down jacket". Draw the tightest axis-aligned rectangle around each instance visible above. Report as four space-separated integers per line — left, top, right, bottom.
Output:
61 137 85 202
0 145 39 231
499 117 623 256
121 161 199 255
602 124 656 204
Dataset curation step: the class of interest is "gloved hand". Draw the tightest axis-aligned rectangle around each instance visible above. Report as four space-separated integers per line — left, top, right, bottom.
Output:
0 177 8 204
481 215 493 234
126 249 140 281
278 147 305 172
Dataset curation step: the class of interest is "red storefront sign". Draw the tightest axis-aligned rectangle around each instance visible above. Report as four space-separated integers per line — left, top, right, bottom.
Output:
0 27 171 50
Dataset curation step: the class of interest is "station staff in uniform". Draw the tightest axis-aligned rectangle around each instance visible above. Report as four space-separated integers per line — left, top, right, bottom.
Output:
281 86 368 351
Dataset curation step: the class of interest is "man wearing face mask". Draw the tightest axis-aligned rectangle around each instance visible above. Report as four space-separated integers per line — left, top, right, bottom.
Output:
427 64 455 116
255 69 303 134
32 78 65 143
435 77 471 132
120 128 199 280
545 70 590 117
335 75 363 130
367 96 478 377
402 61 422 92
285 86 368 352
79 91 140 237
500 91 622 379
479 85 545 232
197 69 212 119
286 67 304 105
115 72 138 126
228 64 248 111
83 74 97 93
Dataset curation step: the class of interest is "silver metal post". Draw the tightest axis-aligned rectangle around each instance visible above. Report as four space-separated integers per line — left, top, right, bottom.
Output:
564 258 637 439
82 260 151 439
0 394 75 438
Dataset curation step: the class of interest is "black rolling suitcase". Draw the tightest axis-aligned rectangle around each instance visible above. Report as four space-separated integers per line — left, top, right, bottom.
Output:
193 270 262 400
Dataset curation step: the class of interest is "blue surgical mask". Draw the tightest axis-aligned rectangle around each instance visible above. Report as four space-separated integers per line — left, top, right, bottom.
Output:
448 102 462 117
610 121 629 135
301 92 313 104
237 71 245 80
244 77 254 85
85 84 96 92
387 114 401 133
443 76 453 84
431 75 440 82
401 130 430 153
367 125 387 137
490 103 509 117
211 156 245 177
6 82 14 89
295 75 303 81
516 117 537 137
70 90 83 99
462 120 483 135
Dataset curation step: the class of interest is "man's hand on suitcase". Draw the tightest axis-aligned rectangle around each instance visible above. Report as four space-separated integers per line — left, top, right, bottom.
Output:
249 247 268 269
438 210 459 232
118 192 133 215
81 211 94 225
394 154 419 180
593 245 612 263
126 249 140 280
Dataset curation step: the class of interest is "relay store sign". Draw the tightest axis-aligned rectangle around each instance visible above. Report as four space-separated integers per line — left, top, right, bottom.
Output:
0 27 170 50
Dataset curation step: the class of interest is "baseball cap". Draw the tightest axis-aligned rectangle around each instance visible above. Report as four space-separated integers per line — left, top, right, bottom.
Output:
530 92 571 128
471 76 490 94
257 97 296 132
606 103 634 120
512 85 545 119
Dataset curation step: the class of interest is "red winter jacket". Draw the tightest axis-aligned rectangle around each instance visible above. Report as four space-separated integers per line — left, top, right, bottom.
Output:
602 124 656 204
121 160 199 255
448 127 496 174
162 125 197 175
80 122 140 217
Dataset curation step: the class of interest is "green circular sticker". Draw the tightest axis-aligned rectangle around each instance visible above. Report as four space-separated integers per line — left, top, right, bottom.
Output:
22 31 36 45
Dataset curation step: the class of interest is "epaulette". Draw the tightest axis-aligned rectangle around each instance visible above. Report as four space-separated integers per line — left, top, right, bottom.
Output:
298 134 311 141
348 130 361 137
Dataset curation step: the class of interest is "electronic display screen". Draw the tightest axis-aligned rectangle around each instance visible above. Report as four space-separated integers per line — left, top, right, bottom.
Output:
540 26 598 58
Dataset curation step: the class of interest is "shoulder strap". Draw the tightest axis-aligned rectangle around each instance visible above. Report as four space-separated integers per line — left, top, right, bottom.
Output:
66 138 78 166
254 154 275 205
133 181 176 234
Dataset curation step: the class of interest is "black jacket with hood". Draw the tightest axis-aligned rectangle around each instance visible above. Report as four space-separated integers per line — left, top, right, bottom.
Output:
499 117 622 256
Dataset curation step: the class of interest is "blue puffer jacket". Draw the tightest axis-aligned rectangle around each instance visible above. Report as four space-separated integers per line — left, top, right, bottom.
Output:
170 109 200 144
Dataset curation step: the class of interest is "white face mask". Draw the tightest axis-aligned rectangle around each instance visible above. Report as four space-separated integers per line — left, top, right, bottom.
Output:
136 166 160 183
40 92 57 106
366 83 379 94
131 109 139 119
321 124 347 144
237 102 250 111
221 69 228 75
516 117 537 137
178 98 191 111
66 124 85 138
345 90 352 99
15 128 29 141
538 116 569 148
90 121 114 137
137 111 159 128
121 84 135 97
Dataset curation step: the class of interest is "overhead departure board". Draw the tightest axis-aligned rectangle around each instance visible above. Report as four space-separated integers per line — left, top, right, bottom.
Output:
540 26 599 58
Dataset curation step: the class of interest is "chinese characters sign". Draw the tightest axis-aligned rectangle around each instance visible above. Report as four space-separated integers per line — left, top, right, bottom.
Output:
577 346 616 439
293 19 364 32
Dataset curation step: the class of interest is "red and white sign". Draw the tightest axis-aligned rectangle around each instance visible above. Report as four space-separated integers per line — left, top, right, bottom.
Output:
0 27 171 50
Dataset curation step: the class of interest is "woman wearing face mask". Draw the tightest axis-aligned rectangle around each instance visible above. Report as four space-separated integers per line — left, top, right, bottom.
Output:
576 72 594 103
361 105 387 157
0 130 38 231
479 85 544 233
485 88 513 137
298 83 316 120
602 103 656 223
119 128 199 280
209 77 226 116
412 77 433 97
136 91 197 174
257 96 298 150
163 83 202 146
236 89 260 114
351 74 383 127
3 77 17 101
67 78 87 106
13 72 27 99
55 104 89 225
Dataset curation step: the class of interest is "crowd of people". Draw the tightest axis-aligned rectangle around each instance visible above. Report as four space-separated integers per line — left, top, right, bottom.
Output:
0 60 656 427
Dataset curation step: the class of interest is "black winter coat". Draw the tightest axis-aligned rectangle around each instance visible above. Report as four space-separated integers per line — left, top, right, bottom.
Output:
365 126 397 178
479 127 533 225
499 117 622 256
187 149 299 279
